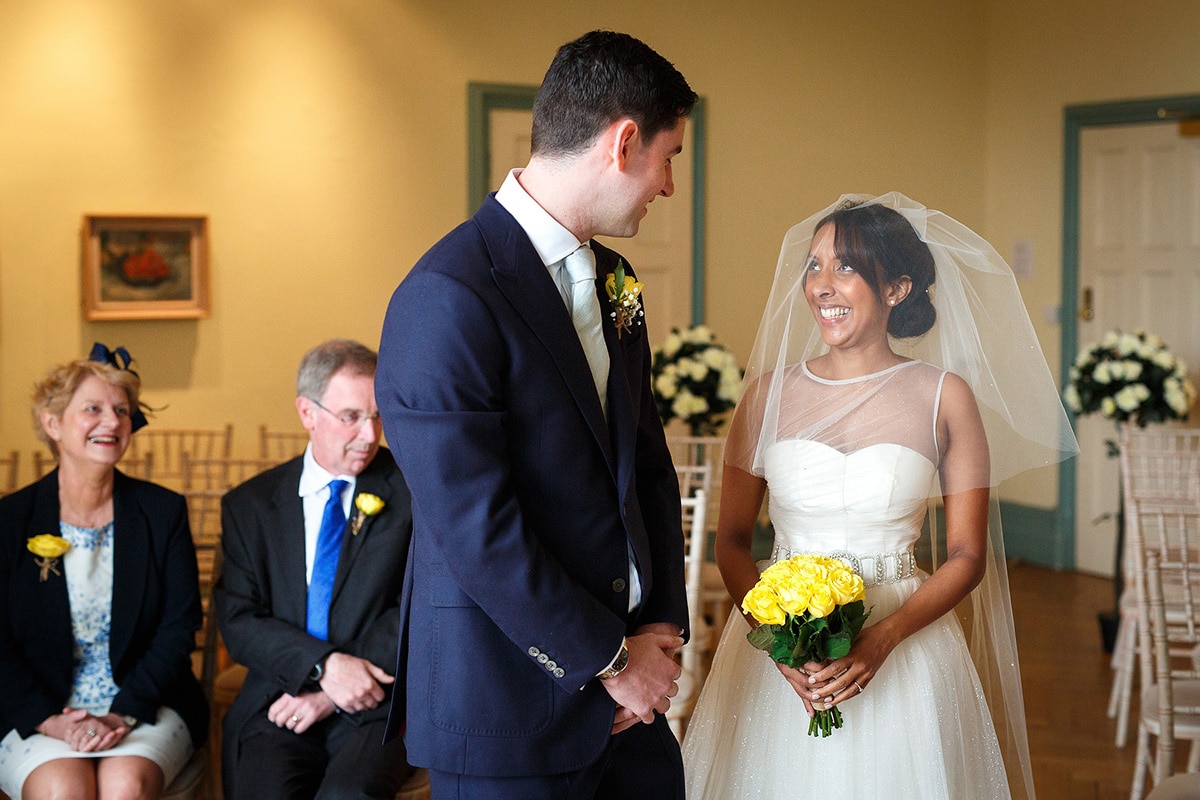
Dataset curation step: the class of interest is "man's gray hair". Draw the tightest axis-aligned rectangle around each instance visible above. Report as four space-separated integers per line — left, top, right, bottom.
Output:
296 339 377 401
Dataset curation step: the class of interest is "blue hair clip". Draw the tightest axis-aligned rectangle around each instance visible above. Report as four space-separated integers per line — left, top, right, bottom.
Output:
88 342 149 432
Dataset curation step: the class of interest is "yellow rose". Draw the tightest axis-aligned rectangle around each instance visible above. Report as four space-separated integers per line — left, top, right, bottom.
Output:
27 534 71 559
355 493 385 516
806 584 837 619
742 585 786 626
829 567 865 605
775 575 812 617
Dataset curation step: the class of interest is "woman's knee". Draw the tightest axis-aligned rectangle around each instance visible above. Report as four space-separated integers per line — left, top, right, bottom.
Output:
20 758 97 800
95 756 164 800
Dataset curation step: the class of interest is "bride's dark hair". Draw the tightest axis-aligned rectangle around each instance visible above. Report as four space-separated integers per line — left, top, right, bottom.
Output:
814 204 937 338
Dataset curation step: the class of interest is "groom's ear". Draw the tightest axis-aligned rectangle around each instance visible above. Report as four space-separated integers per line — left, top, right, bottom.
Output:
603 118 639 170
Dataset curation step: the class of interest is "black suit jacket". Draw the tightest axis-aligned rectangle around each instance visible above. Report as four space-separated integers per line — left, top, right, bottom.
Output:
213 448 411 788
376 195 686 777
0 470 208 747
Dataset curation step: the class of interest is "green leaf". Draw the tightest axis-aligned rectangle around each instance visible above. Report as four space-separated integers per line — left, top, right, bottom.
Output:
614 258 626 295
746 624 775 652
827 632 852 660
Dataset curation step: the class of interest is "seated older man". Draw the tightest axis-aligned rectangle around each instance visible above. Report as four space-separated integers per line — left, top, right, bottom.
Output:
214 339 414 800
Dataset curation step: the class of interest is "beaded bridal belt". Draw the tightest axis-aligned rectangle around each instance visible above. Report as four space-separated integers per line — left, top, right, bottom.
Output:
770 544 918 586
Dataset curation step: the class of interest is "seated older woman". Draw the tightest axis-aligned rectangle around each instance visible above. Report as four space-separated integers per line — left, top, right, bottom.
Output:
0 349 207 800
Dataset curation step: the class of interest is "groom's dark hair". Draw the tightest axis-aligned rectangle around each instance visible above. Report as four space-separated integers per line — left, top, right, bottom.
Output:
531 30 696 158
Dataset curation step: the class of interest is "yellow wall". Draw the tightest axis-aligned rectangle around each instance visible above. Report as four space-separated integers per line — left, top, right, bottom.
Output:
0 0 1195 509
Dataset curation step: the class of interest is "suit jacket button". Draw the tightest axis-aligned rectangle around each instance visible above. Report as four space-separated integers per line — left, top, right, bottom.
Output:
528 647 541 658
537 653 549 664
612 578 626 593
553 668 565 678
546 660 557 671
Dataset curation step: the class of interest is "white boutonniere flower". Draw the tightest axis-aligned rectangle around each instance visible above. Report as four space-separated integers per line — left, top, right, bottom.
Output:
605 259 644 339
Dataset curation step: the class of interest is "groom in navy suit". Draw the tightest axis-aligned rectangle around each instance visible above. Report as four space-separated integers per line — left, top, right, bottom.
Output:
377 30 697 800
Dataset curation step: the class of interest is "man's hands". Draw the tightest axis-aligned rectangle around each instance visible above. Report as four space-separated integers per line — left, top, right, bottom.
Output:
318 652 393 713
602 624 684 734
269 652 394 734
268 691 336 734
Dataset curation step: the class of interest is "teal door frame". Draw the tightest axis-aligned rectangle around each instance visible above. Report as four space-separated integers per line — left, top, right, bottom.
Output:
466 82 708 325
1056 94 1200 569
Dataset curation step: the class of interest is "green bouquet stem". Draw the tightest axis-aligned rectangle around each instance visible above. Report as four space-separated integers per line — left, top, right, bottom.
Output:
809 706 843 738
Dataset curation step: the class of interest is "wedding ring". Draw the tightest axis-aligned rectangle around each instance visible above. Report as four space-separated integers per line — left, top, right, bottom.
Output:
289 715 300 723
853 679 863 693
86 728 97 738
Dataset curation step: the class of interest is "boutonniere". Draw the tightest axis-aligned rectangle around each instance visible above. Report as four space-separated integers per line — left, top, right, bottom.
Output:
605 259 644 339
27 534 71 582
349 493 385 536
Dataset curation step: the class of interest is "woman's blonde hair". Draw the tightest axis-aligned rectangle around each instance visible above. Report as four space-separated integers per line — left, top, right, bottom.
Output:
32 360 141 457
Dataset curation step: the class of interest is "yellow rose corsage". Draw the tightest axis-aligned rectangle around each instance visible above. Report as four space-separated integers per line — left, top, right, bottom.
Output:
605 259 644 339
349 493 385 536
27 534 71 582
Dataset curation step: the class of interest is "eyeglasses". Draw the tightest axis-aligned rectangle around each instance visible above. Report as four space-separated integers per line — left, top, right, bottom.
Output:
309 399 381 428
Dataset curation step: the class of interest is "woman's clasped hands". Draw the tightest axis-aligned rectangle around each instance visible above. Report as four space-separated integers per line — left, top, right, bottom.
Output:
38 707 133 752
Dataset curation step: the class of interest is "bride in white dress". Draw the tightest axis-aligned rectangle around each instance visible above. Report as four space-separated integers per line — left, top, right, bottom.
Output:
682 194 1077 800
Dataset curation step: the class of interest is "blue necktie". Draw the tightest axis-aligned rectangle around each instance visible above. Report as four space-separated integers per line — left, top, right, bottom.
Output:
307 479 348 641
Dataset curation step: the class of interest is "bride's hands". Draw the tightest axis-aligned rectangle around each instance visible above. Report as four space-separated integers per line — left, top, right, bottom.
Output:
773 624 899 715
794 624 899 713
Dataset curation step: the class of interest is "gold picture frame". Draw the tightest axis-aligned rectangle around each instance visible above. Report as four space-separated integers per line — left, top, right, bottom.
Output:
82 214 210 321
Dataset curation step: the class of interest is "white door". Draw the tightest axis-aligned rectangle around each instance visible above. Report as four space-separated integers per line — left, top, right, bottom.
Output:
1075 121 1200 575
487 108 695 349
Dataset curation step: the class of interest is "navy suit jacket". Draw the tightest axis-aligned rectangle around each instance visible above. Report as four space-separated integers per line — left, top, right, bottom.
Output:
0 470 208 747
214 448 411 795
376 195 686 777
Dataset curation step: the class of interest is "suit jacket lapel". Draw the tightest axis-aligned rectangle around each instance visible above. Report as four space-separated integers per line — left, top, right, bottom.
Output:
330 459 394 605
29 473 74 660
274 460 309 625
109 472 149 663
593 247 638 506
480 198 616 471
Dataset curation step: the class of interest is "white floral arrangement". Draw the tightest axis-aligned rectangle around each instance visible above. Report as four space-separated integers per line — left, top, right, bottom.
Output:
651 325 743 435
1064 329 1195 427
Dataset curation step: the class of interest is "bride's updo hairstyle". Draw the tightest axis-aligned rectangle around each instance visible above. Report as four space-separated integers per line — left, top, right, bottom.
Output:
814 204 936 339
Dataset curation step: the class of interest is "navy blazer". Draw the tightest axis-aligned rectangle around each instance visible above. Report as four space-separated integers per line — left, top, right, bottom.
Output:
0 470 208 747
214 448 412 794
377 195 686 777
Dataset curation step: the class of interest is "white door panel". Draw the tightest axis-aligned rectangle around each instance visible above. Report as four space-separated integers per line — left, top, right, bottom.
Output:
1077 122 1200 576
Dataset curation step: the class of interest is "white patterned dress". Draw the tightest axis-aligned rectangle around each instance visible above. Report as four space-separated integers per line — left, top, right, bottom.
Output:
0 521 192 796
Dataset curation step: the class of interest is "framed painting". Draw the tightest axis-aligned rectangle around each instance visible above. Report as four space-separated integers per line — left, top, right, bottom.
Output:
82 214 210 320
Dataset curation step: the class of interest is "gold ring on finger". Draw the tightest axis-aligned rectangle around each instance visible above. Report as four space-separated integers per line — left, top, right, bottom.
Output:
853 679 863 693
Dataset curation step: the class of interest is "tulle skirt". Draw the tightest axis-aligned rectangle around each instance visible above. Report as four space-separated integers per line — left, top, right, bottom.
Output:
682 575 1012 799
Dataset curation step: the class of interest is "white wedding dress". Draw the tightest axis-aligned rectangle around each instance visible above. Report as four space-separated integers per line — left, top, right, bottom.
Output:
682 361 1012 799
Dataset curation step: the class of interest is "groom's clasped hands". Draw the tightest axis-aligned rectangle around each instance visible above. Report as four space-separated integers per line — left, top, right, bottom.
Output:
602 623 685 735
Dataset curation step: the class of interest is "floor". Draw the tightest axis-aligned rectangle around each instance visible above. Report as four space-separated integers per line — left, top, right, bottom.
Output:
1010 562 1139 799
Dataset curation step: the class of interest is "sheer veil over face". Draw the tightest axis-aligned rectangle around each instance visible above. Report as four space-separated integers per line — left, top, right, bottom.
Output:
727 193 1078 800
728 192 1077 487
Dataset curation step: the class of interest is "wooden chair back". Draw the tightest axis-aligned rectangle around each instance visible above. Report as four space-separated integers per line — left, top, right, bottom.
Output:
1143 493 1200 792
127 423 234 488
258 424 309 464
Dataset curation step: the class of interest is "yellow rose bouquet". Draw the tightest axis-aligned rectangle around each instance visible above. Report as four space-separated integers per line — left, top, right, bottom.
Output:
743 553 871 737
